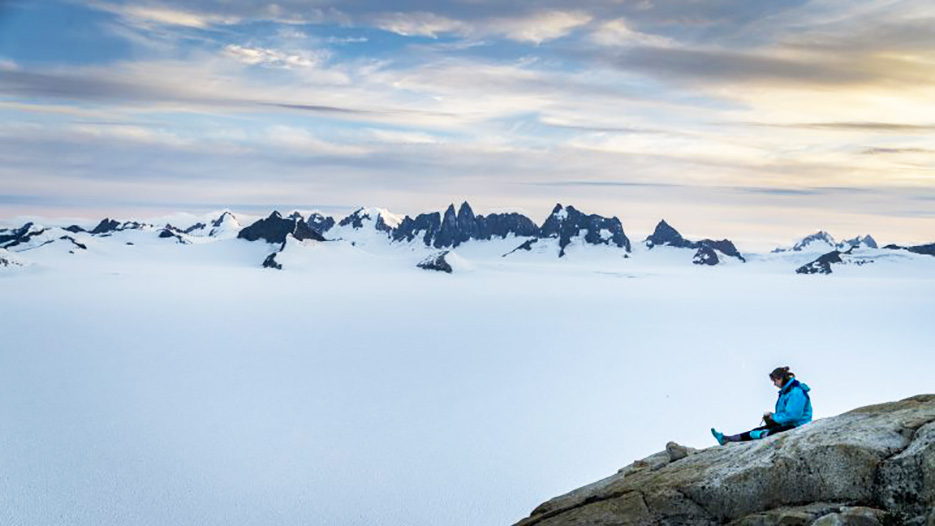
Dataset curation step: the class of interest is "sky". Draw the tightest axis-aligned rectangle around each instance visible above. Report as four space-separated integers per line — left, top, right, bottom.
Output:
0 0 933 249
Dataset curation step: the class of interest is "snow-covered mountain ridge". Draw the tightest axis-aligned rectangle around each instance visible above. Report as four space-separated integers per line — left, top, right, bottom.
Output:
1 203 933 276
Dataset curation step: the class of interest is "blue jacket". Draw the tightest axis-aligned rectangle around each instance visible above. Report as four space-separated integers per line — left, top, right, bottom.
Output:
772 379 812 427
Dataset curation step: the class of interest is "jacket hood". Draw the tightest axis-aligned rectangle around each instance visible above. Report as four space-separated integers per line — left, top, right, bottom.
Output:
782 378 811 393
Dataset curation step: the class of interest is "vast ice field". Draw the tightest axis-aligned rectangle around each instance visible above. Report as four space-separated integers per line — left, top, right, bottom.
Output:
1 220 933 526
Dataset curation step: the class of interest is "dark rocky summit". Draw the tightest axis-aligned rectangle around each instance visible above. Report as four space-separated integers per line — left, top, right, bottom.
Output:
417 251 453 273
158 227 189 244
212 212 235 228
0 222 47 249
841 235 878 250
393 211 441 245
773 231 840 253
394 202 538 248
645 220 746 263
207 211 240 236
338 208 373 230
539 204 631 257
64 225 86 233
884 243 935 258
645 220 695 249
307 212 335 234
796 251 843 274
515 394 935 526
697 239 744 262
182 222 206 234
86 219 149 235
90 218 121 235
237 211 326 244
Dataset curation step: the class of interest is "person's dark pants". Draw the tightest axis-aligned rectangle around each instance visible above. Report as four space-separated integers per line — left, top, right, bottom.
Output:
728 422 797 442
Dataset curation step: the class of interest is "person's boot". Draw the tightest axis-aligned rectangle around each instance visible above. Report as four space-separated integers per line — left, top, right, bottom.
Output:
711 428 727 446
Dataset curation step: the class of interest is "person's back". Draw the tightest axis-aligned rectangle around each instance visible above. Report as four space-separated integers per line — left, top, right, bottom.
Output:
772 376 812 427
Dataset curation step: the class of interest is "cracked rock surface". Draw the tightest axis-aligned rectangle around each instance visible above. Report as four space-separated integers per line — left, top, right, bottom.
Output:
515 395 935 526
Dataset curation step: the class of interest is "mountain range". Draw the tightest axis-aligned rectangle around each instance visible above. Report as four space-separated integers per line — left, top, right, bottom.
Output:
2 202 933 275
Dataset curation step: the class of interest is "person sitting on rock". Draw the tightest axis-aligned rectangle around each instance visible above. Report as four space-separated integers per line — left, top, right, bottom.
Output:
711 366 812 444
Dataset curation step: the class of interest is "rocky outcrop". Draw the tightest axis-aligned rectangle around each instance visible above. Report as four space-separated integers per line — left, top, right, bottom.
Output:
787 231 838 253
182 222 206 234
208 211 242 237
417 251 453 273
646 220 745 263
0 222 48 249
796 251 843 274
338 208 373 230
697 239 745 262
693 246 719 265
262 252 282 270
841 235 878 250
158 227 189 244
515 394 935 526
393 212 442 245
645 220 694 249
394 202 538 248
237 211 326 244
90 218 121 235
884 243 935 258
307 212 336 235
0 248 25 268
59 235 87 251
539 204 631 257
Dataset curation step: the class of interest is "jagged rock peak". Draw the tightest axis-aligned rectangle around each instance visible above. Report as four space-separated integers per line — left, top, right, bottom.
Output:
538 203 630 257
796 250 842 274
306 212 335 234
457 201 474 220
645 219 693 249
237 210 326 244
840 234 878 250
337 207 401 233
774 230 837 253
211 211 236 227
395 202 537 249
515 394 935 526
894 242 935 257
90 218 121 235
338 207 371 228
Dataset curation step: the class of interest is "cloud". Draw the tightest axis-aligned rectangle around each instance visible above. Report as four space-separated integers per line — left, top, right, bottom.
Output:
588 45 926 87
363 129 441 145
372 9 591 43
89 1 240 28
589 18 673 47
373 11 467 38
486 10 592 44
87 0 342 28
748 122 935 133
862 147 935 155
224 45 328 69
264 126 370 156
